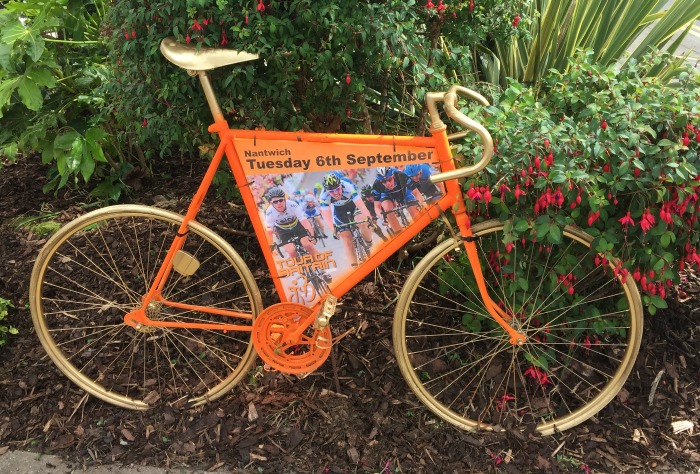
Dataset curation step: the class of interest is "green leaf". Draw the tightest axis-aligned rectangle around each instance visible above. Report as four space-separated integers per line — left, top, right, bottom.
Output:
0 44 11 70
550 170 567 183
16 76 42 110
26 66 56 88
86 139 107 163
54 130 84 174
85 127 108 143
649 295 668 309
80 152 96 182
0 21 27 46
513 217 530 232
0 77 20 111
548 225 562 244
27 36 45 62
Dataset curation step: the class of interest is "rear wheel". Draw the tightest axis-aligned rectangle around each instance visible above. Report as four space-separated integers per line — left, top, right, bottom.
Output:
30 205 261 410
393 219 643 434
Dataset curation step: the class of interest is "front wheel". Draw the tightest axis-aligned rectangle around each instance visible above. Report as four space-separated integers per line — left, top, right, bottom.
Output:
393 219 643 435
29 205 262 410
353 228 371 264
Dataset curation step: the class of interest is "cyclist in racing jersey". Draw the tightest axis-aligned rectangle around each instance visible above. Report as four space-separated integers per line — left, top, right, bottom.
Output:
360 185 388 242
318 173 374 267
403 163 443 203
303 193 328 238
371 166 424 234
264 186 319 259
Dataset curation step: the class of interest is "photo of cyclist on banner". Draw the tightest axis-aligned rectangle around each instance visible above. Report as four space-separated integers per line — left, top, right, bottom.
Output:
264 186 320 259
403 163 444 204
303 193 328 239
371 166 424 234
360 185 389 242
318 172 375 268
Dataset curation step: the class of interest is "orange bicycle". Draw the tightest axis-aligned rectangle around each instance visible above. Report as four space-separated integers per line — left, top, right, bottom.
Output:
29 37 643 435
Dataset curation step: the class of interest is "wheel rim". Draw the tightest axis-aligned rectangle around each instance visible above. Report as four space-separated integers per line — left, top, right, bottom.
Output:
30 205 261 409
393 220 642 434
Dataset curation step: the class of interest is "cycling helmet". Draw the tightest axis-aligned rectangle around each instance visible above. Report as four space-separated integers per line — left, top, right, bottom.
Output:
376 166 394 180
267 186 285 199
322 173 342 190
404 164 422 177
305 194 316 202
360 185 373 197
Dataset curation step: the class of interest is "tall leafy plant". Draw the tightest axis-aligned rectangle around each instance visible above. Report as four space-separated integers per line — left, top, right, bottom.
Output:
476 0 700 87
0 0 135 201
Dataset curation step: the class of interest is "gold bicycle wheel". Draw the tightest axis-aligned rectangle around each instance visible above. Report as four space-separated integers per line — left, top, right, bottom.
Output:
30 205 262 410
393 219 642 434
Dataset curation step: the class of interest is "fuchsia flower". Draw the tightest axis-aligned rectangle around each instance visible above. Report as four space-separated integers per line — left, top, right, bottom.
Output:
587 210 600 226
256 0 265 12
496 394 515 411
659 203 673 224
618 211 634 228
640 209 655 234
524 366 551 386
498 183 511 200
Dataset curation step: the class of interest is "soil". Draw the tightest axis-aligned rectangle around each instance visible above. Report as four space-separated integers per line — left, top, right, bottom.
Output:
0 156 699 473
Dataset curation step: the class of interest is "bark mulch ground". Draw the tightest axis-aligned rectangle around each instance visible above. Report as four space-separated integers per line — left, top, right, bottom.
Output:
0 156 698 473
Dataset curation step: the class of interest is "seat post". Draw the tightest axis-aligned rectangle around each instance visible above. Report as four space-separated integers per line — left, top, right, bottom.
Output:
194 70 225 123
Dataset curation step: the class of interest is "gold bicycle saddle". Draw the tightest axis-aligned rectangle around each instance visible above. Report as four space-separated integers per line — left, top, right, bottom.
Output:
159 36 259 71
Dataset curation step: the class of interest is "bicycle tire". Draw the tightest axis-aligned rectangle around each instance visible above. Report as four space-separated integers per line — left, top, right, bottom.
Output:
308 269 331 296
353 228 371 264
393 219 642 435
30 204 262 410
312 219 326 248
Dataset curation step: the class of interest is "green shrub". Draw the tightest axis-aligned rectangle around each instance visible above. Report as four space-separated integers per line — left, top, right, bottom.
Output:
0 298 18 347
100 0 525 158
0 1 118 192
459 50 699 313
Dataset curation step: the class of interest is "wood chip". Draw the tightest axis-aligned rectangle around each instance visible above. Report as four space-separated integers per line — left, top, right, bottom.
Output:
121 428 135 442
347 446 360 464
247 402 259 422
671 420 694 434
648 369 664 406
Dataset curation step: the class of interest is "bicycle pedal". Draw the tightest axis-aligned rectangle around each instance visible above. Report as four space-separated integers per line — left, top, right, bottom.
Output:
315 294 338 328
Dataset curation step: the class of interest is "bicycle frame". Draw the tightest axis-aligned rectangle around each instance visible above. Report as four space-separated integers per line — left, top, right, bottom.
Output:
125 66 526 346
